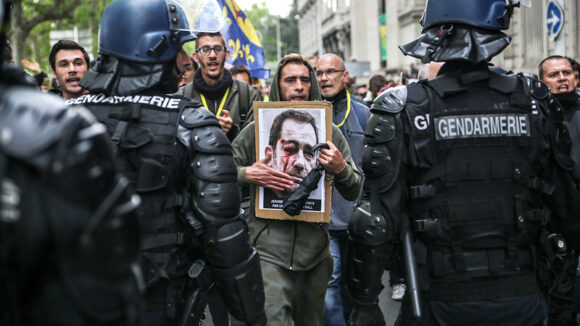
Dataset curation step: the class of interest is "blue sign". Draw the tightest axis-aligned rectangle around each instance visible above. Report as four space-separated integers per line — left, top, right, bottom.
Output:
546 0 564 41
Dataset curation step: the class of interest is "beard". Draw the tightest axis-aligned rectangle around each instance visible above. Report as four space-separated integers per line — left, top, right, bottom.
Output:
158 60 180 94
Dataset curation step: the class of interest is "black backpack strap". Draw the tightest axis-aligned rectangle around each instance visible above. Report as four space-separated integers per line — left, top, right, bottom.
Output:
237 80 250 125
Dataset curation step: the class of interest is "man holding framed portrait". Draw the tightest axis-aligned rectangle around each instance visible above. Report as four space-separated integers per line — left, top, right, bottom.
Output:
232 54 362 325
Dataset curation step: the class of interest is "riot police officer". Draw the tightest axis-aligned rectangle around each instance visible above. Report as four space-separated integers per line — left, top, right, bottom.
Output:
1 0 142 324
346 1 580 325
74 0 266 325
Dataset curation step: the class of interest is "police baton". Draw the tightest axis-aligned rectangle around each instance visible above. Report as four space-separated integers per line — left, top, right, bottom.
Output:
403 229 422 319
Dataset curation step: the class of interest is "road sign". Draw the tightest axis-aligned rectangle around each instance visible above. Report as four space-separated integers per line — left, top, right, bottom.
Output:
546 0 564 41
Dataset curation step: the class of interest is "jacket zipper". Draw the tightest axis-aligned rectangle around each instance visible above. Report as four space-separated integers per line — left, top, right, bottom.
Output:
289 222 297 270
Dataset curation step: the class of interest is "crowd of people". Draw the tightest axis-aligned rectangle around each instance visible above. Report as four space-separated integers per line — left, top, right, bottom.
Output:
3 0 580 325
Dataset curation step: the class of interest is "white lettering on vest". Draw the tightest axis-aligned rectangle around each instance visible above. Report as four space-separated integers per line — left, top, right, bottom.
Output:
435 114 530 140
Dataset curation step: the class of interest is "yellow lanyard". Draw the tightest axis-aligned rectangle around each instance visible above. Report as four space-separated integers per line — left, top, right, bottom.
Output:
200 87 230 117
336 90 351 128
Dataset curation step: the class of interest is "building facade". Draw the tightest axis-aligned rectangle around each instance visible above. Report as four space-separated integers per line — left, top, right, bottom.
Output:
298 0 580 80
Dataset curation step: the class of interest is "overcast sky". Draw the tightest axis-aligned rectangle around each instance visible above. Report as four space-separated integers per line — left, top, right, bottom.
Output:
235 0 292 17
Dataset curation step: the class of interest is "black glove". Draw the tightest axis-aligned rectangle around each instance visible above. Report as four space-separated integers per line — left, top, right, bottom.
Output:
348 303 386 326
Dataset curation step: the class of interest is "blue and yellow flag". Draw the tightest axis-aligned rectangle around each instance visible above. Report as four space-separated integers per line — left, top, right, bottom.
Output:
217 0 270 79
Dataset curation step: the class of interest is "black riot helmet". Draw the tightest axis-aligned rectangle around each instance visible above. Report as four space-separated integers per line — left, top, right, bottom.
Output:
99 0 223 64
420 0 521 31
82 0 224 95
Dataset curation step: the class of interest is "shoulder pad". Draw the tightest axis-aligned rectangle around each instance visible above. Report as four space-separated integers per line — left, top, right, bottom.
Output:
365 114 396 145
519 73 550 100
192 153 238 183
371 86 407 114
488 72 518 94
179 105 221 129
0 87 72 161
178 122 232 155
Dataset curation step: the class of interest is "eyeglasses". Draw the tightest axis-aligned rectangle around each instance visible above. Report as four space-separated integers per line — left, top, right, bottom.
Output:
196 45 227 55
315 69 345 78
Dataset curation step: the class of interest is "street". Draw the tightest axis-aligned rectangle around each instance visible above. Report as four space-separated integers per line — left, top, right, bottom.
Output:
380 272 402 326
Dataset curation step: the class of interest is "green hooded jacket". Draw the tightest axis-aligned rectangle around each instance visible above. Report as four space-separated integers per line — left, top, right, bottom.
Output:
231 59 362 271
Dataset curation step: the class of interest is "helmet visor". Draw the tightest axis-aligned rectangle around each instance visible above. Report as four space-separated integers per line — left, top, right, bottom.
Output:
173 0 225 33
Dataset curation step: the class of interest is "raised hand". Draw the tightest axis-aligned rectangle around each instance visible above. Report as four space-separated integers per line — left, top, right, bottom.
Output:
217 109 233 134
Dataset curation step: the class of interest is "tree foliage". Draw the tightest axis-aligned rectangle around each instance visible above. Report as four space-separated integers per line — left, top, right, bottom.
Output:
9 0 298 78
242 0 298 67
10 0 112 74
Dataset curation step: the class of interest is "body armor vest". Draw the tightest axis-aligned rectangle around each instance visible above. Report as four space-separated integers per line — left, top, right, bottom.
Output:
403 74 552 287
83 93 196 283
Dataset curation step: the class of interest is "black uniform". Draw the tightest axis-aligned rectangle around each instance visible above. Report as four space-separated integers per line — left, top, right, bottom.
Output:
539 90 580 326
347 61 580 326
0 69 141 325
76 54 266 326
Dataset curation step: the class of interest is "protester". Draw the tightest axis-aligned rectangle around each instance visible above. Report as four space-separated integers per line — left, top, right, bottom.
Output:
306 55 319 71
177 32 260 140
407 63 418 79
231 64 252 84
48 40 90 99
316 53 370 326
178 55 197 87
232 53 363 325
20 58 50 91
352 83 368 99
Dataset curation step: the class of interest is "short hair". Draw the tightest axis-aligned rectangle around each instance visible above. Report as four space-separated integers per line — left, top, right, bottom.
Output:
538 55 573 79
49 40 90 71
269 110 319 148
368 74 388 96
279 53 310 74
568 57 580 73
230 64 251 79
195 32 226 48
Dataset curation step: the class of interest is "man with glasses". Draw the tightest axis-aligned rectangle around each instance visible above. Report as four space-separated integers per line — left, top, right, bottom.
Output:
316 53 370 326
177 32 260 140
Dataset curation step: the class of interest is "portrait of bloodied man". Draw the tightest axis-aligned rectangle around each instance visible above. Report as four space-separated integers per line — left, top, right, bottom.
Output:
254 102 332 222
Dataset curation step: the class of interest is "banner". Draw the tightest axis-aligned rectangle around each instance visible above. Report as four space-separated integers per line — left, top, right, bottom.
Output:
217 0 271 79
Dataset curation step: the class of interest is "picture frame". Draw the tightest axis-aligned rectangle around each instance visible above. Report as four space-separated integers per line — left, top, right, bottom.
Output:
253 101 333 223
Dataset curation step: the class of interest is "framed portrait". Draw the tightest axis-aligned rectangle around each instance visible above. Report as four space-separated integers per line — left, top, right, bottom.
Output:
253 101 333 223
